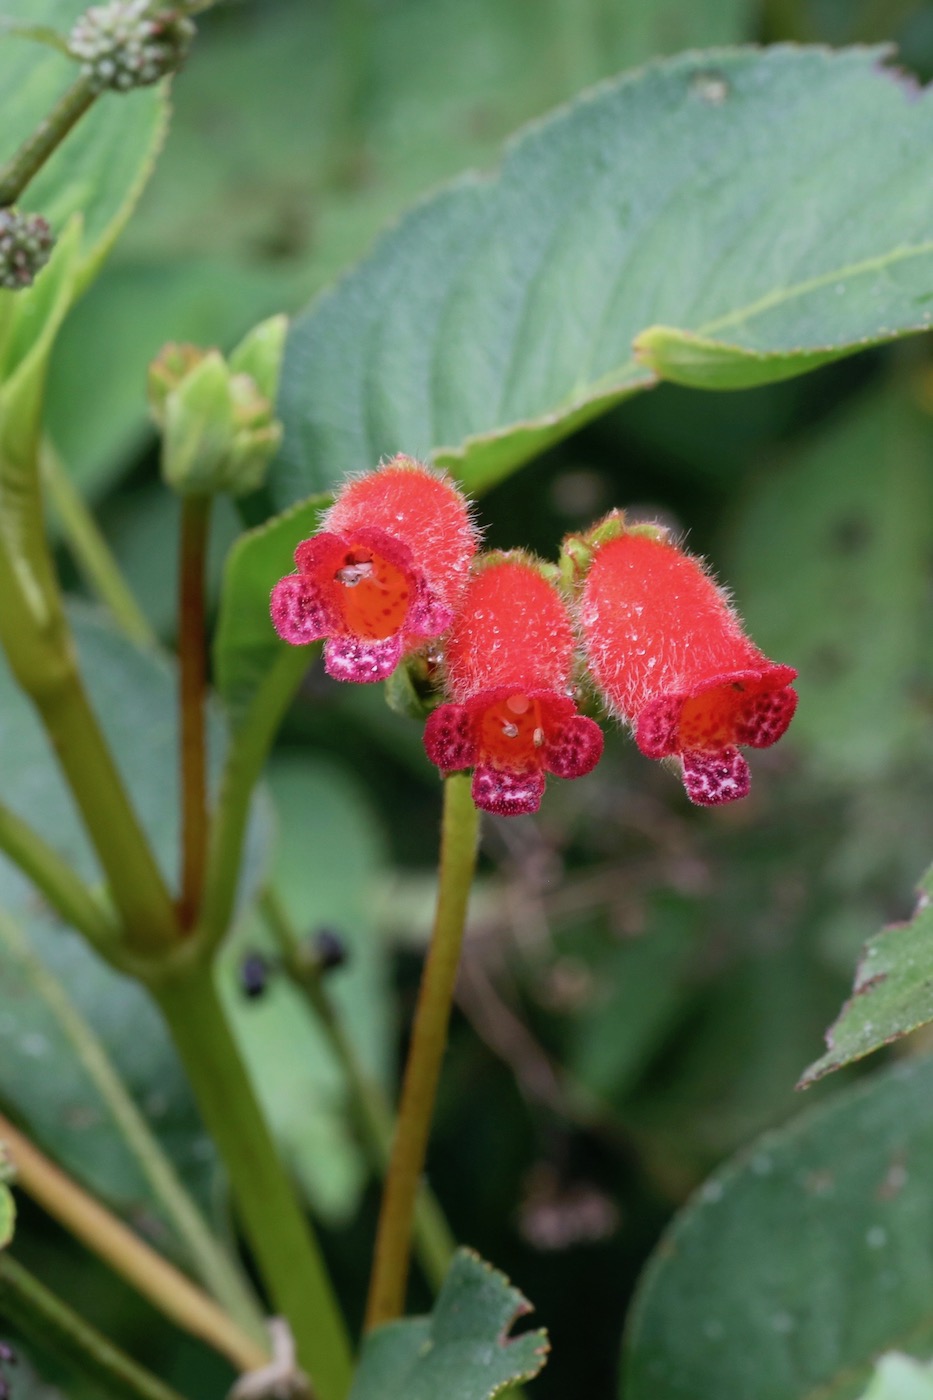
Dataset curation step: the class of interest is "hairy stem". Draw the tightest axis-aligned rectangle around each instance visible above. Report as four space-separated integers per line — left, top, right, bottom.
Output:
0 1113 267 1373
0 76 98 208
178 494 212 930
153 961 353 1400
0 1253 186 1400
41 439 155 649
365 775 480 1329
260 888 456 1293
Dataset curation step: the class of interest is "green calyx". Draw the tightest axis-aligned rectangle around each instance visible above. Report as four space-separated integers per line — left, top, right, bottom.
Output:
559 510 671 590
149 315 288 499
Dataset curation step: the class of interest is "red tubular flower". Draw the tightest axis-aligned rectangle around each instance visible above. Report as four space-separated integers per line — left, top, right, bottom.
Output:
575 518 797 805
270 456 478 682
424 554 604 815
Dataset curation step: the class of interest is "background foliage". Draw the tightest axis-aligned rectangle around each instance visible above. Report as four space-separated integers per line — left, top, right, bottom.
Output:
3 0 933 1397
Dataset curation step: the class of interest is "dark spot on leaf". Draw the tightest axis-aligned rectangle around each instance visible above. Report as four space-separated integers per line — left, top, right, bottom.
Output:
830 516 872 554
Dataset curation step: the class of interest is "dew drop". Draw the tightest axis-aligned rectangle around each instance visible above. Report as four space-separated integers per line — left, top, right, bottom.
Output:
691 70 729 105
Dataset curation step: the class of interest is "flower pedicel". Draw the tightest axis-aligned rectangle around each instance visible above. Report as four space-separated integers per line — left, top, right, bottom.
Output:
424 553 604 815
574 516 797 805
270 456 478 682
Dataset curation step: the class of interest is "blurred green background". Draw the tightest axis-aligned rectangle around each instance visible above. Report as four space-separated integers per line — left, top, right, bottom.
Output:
6 0 933 1396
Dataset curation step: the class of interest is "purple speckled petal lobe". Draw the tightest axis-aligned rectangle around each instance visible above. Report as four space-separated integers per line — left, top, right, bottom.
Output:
324 633 402 683
408 585 454 638
635 693 682 758
681 748 750 806
734 684 798 748
544 715 604 779
471 764 546 816
423 704 478 773
270 576 332 645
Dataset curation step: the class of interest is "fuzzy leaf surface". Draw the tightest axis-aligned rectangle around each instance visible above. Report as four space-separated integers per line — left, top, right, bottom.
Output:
273 45 933 503
625 1056 933 1400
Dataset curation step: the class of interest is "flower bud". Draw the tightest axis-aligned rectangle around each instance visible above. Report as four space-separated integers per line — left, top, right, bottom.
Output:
423 553 603 815
149 316 287 498
270 457 478 683
69 0 195 91
0 209 54 290
573 515 797 805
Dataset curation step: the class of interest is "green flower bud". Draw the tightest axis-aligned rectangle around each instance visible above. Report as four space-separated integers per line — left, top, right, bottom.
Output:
69 0 195 93
149 316 288 498
0 209 54 290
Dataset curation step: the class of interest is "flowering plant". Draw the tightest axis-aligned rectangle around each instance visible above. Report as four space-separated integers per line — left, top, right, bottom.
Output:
0 6 931 1400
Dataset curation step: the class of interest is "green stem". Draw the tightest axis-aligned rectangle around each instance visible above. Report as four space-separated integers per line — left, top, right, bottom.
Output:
178 494 212 930
41 440 155 649
153 960 353 1400
365 775 480 1330
0 523 178 959
0 910 265 1344
0 1253 187 1400
199 647 309 952
29 659 178 958
0 803 117 952
0 76 98 209
260 888 456 1293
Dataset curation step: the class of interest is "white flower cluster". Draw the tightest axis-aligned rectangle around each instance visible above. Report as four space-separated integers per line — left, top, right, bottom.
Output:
0 210 54 290
68 0 195 92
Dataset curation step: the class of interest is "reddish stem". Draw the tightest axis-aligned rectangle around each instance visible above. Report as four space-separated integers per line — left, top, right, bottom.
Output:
178 495 212 930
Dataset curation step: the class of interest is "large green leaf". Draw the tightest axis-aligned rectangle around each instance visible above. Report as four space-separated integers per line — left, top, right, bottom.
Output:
730 385 933 781
49 0 755 499
350 1249 549 1400
214 494 328 726
272 45 933 503
0 611 268 1245
859 1356 933 1400
220 755 391 1223
801 865 933 1087
624 1055 933 1400
0 0 166 286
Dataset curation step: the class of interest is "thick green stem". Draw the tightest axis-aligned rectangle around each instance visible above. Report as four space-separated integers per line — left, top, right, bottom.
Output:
153 960 353 1400
0 1253 186 1400
41 440 155 649
0 804 117 951
178 494 212 930
27 659 178 957
0 76 98 208
261 888 456 1292
199 647 309 952
0 537 178 959
365 775 480 1330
